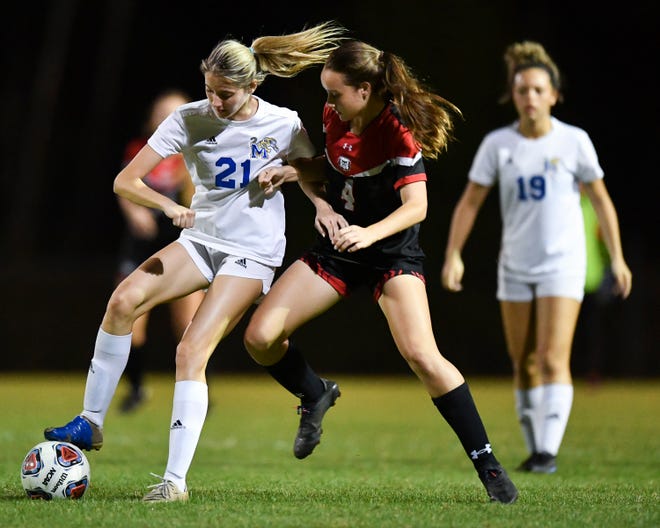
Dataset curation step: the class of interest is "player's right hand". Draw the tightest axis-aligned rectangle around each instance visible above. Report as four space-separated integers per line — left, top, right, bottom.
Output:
165 204 195 228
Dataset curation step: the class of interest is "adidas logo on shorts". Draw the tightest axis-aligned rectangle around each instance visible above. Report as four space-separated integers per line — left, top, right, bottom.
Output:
234 258 247 268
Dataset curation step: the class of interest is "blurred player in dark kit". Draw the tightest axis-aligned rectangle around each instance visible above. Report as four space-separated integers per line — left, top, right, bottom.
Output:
115 90 204 413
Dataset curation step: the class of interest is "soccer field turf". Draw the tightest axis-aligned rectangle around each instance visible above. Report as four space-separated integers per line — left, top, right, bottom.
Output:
2 373 658 527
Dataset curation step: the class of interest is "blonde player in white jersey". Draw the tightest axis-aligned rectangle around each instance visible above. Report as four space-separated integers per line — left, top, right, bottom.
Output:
441 41 632 474
44 21 346 502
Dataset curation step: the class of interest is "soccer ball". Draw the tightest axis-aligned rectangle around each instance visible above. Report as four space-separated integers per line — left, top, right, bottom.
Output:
20 441 91 500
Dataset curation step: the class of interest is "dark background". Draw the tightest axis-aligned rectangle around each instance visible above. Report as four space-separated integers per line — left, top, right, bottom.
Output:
1 0 657 378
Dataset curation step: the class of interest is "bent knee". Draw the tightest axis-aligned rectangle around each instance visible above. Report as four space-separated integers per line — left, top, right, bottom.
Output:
399 345 437 371
106 287 143 320
538 358 569 380
536 345 571 380
244 323 285 365
243 328 270 357
244 317 276 351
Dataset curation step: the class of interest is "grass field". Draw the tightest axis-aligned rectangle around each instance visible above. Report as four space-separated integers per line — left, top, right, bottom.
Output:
1 373 658 527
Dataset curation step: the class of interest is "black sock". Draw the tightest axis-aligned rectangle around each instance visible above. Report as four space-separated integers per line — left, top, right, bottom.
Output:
124 345 144 394
432 382 499 470
264 343 324 403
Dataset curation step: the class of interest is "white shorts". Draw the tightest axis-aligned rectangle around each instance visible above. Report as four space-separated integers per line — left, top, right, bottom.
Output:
177 238 276 296
497 272 585 302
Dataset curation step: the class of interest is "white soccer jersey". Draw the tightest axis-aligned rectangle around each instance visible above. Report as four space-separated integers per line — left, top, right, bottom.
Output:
148 96 315 267
469 117 604 281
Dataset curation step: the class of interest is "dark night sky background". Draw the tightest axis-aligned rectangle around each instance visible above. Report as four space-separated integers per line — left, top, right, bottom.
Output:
1 1 657 376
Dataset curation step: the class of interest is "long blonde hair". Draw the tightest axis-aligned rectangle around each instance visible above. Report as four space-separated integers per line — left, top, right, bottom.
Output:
200 21 347 87
499 40 562 104
324 40 461 160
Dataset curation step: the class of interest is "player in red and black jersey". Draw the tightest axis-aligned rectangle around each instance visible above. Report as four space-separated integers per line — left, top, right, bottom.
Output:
300 102 427 299
245 39 519 504
319 102 425 261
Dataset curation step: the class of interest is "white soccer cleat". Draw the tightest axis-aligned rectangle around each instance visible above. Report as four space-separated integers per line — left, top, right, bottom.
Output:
142 474 189 502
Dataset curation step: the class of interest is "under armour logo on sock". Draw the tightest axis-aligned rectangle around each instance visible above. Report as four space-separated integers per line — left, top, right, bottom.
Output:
170 419 185 430
470 443 493 460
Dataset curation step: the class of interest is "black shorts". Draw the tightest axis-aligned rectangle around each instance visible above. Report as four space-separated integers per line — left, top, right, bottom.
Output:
300 250 426 301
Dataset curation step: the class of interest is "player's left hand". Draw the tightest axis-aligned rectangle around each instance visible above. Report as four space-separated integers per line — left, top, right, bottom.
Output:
333 225 376 253
610 258 632 299
441 251 464 292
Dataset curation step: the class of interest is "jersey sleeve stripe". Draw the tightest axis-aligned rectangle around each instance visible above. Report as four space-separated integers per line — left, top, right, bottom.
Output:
394 173 427 190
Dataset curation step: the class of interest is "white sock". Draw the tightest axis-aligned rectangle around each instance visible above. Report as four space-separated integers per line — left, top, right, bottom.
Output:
163 381 208 492
515 386 543 454
81 328 132 427
538 383 574 456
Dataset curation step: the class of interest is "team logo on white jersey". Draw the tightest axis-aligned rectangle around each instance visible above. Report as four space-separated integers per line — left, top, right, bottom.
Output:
338 155 351 172
250 136 279 159
544 157 559 175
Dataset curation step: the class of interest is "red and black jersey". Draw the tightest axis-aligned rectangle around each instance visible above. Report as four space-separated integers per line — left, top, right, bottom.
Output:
315 103 426 264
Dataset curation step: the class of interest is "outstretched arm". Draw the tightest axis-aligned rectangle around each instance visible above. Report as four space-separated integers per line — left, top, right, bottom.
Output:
441 181 490 291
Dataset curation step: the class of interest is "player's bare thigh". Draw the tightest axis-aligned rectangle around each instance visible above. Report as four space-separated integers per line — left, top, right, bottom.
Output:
379 274 435 354
379 274 464 395
245 260 341 363
176 275 263 381
104 242 207 332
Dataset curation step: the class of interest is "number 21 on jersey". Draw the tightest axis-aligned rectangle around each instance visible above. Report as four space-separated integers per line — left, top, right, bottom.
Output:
215 157 251 189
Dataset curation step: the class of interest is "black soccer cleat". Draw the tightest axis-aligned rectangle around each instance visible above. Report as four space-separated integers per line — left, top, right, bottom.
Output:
293 378 340 459
478 465 519 504
516 452 557 474
529 452 557 474
516 452 538 472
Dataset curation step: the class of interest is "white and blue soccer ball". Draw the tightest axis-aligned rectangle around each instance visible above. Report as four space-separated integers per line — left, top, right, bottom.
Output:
20 441 90 500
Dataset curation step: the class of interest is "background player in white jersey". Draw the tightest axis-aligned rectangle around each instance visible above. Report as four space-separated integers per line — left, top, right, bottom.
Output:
441 41 632 474
44 21 347 502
